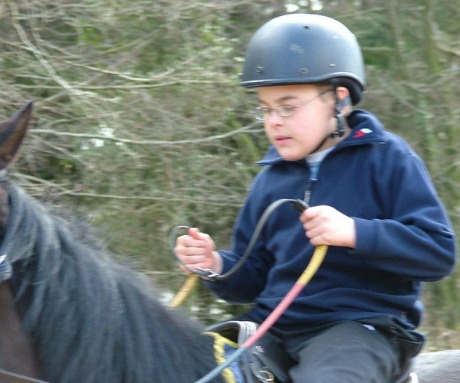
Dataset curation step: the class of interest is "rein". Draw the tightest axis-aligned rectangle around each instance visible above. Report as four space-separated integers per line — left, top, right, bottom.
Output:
168 199 312 308
169 198 311 282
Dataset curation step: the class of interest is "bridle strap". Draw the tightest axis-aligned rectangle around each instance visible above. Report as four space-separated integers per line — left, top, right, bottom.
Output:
0 368 49 383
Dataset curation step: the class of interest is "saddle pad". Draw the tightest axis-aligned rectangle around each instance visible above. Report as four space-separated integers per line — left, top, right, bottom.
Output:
205 321 275 383
205 331 243 383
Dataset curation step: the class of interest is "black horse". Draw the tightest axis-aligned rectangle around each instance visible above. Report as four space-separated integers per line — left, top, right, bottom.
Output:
0 103 223 383
0 103 458 383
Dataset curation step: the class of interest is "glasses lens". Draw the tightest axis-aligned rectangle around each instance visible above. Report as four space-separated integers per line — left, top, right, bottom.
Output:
278 105 296 118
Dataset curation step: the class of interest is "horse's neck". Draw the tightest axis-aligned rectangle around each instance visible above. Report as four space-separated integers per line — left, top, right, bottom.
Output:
0 185 42 378
0 283 41 378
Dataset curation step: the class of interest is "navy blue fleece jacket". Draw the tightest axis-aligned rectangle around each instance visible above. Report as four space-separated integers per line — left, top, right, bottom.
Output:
207 109 456 332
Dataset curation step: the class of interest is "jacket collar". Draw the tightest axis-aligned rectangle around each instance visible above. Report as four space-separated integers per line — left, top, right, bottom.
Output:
257 109 386 166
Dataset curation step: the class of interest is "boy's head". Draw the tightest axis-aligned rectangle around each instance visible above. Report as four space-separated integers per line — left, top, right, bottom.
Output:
240 13 365 106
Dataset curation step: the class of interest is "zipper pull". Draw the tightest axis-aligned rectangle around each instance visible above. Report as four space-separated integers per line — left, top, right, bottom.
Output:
304 179 316 206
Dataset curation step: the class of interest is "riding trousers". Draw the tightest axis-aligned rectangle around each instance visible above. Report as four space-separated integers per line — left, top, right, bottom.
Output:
259 319 422 383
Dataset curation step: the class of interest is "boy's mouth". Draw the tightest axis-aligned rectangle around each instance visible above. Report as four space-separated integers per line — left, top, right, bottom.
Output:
275 135 292 143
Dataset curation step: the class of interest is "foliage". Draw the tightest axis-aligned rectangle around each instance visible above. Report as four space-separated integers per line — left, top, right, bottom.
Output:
0 0 458 345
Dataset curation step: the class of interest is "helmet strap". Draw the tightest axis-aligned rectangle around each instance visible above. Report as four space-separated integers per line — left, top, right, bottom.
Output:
308 84 350 155
330 84 349 138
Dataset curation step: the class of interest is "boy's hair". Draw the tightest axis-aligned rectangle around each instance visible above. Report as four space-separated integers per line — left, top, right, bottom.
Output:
240 14 366 105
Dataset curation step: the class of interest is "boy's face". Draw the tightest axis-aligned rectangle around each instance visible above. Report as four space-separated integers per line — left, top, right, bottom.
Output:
257 84 338 160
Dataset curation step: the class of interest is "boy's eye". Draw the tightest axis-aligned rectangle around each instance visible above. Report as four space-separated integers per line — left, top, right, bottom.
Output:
252 104 299 121
278 105 297 116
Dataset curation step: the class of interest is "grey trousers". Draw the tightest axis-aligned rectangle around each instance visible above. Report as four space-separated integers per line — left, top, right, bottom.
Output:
289 321 400 383
260 321 402 383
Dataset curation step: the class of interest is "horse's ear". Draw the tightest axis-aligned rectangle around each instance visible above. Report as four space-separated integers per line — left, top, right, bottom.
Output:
0 102 33 171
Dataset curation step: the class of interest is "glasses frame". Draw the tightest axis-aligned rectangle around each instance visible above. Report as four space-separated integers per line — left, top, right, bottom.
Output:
252 89 332 122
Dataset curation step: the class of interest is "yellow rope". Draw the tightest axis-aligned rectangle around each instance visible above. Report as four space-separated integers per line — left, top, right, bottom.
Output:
297 245 328 285
169 245 328 308
168 273 199 308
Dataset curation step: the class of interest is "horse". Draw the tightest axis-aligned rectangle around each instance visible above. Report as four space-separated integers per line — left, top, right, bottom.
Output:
0 102 458 383
0 103 224 383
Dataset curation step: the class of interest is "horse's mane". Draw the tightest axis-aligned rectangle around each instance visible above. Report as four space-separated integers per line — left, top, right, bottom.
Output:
1 181 221 383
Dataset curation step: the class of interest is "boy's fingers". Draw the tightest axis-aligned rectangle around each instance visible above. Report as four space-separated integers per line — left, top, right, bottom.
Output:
188 227 202 240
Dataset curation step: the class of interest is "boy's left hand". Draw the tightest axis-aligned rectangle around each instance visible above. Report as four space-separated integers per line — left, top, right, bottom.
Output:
300 205 356 248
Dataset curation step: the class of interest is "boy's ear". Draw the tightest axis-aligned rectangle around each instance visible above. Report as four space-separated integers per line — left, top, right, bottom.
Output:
336 87 352 114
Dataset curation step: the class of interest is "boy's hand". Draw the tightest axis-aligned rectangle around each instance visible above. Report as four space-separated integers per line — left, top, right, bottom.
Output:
300 205 356 248
174 228 222 274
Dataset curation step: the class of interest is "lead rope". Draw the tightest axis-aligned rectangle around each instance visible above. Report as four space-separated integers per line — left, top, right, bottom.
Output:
168 273 199 308
0 368 49 383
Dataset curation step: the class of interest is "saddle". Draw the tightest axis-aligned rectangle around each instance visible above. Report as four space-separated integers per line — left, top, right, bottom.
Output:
205 320 419 383
205 321 275 383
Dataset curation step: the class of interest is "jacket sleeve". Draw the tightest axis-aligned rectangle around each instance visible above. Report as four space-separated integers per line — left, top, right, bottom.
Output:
352 149 457 281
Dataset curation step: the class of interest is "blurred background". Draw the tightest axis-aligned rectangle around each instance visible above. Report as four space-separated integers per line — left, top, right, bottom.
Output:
0 0 458 350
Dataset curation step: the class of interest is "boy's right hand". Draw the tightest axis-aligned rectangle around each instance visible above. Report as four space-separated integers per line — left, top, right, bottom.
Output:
174 228 222 275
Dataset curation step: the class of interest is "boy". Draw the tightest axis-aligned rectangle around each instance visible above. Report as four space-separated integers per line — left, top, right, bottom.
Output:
175 14 457 382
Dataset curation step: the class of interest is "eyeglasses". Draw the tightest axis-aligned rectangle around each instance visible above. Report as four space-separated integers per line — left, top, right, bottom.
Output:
252 90 332 122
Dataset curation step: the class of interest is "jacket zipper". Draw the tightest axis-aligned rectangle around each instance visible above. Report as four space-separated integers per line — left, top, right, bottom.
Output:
304 178 316 206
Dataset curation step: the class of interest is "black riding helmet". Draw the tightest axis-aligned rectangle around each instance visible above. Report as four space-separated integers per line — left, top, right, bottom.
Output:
240 13 366 105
